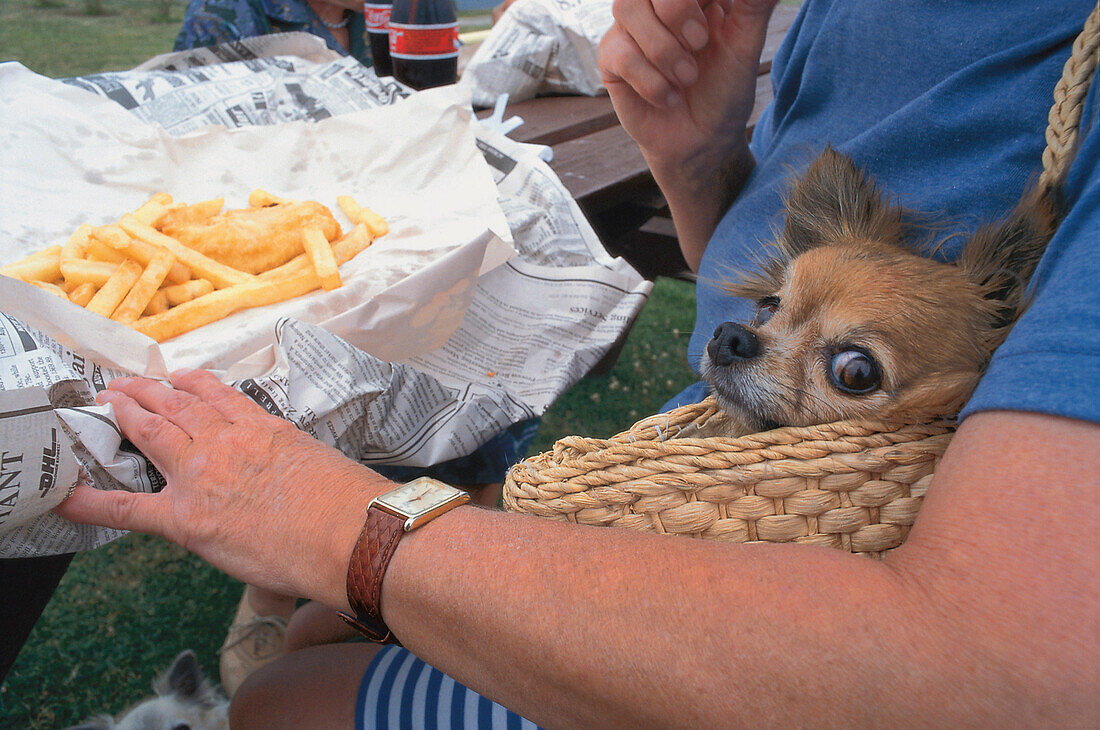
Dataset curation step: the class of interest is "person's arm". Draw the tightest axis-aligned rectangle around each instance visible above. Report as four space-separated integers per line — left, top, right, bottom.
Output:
57 372 1098 727
598 0 778 270
385 410 1099 727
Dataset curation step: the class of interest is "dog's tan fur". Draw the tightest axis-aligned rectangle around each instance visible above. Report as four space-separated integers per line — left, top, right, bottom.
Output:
702 148 1057 431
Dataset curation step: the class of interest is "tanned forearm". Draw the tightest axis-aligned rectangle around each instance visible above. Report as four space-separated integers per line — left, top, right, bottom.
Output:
647 142 756 272
57 374 1097 726
383 411 1099 728
389 511 923 728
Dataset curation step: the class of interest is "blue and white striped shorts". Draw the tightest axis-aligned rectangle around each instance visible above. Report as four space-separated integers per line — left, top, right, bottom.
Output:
356 645 541 730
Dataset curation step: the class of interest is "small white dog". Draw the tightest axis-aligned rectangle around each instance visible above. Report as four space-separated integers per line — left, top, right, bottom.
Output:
64 650 229 730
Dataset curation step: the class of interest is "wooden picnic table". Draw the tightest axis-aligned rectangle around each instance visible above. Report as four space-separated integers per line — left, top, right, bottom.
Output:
0 3 799 684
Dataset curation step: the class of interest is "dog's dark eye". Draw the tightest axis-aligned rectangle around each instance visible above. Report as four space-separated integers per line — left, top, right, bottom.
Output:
171 724 191 730
828 350 881 394
753 296 779 326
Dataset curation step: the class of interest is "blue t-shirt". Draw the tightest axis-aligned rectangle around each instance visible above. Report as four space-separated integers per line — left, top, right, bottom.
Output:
682 0 1099 424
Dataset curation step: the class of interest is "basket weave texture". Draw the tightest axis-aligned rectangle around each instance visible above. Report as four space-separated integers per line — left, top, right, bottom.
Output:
504 399 952 558
503 6 1097 555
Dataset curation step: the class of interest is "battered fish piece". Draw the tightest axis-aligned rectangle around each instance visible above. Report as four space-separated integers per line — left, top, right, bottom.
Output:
160 201 342 274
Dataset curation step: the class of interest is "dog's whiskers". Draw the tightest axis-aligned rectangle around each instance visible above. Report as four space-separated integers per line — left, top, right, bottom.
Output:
772 381 837 424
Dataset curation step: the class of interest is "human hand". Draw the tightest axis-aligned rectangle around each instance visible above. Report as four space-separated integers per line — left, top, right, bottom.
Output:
598 0 778 176
55 369 391 611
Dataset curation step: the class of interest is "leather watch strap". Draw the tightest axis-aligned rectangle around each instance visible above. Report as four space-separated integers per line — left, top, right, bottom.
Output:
344 506 406 644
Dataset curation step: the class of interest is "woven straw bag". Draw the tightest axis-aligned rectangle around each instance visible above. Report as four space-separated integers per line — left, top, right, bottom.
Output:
503 7 1099 558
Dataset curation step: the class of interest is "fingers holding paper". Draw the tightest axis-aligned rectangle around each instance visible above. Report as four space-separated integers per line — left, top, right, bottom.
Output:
55 370 388 609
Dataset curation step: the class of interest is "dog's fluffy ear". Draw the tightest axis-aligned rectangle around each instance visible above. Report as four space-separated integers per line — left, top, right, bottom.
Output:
723 148 906 301
156 649 202 699
957 187 1058 333
781 147 905 256
153 649 222 708
719 255 788 301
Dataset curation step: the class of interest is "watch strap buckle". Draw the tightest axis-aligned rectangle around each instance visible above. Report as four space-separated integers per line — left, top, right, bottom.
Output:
338 609 399 645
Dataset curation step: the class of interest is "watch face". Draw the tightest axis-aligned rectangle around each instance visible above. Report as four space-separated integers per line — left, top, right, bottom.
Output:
376 477 465 519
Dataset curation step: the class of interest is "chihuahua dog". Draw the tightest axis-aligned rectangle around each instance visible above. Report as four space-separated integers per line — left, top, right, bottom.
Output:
64 650 229 730
701 148 1056 432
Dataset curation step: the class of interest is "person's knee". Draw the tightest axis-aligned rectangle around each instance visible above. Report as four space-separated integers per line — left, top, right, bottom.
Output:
229 653 312 730
228 662 281 730
229 643 381 729
285 600 357 651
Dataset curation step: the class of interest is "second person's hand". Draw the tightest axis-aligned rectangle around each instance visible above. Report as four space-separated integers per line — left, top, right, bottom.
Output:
598 0 779 269
599 0 778 165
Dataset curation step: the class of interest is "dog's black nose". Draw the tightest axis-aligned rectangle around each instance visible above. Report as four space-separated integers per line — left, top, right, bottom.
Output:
708 322 761 366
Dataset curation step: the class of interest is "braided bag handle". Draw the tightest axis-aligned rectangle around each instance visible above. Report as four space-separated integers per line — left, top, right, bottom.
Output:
503 8 1099 551
1040 4 1099 195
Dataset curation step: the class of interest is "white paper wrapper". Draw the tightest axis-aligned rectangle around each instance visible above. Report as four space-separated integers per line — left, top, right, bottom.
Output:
458 0 614 108
0 62 514 374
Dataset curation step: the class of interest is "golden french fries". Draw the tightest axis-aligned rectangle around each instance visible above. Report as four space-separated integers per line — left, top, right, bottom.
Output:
61 225 91 268
337 195 389 238
85 237 128 264
144 290 170 316
130 194 172 226
0 245 64 281
86 260 143 317
333 224 374 264
112 250 175 324
1 191 386 342
95 224 193 285
302 227 342 291
68 282 97 307
162 278 214 306
118 215 254 289
132 271 324 342
61 259 126 286
249 189 291 208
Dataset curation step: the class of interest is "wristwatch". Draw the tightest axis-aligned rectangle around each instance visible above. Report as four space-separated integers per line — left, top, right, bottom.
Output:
338 476 470 644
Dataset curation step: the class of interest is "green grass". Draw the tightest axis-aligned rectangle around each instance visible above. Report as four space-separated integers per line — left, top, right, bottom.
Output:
0 0 183 77
1 535 242 728
0 6 701 725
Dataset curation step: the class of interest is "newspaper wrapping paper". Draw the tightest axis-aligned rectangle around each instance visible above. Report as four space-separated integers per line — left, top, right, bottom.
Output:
0 35 651 557
458 0 614 108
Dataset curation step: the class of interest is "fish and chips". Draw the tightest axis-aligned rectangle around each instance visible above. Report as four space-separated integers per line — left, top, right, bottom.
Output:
158 200 343 275
0 191 388 342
